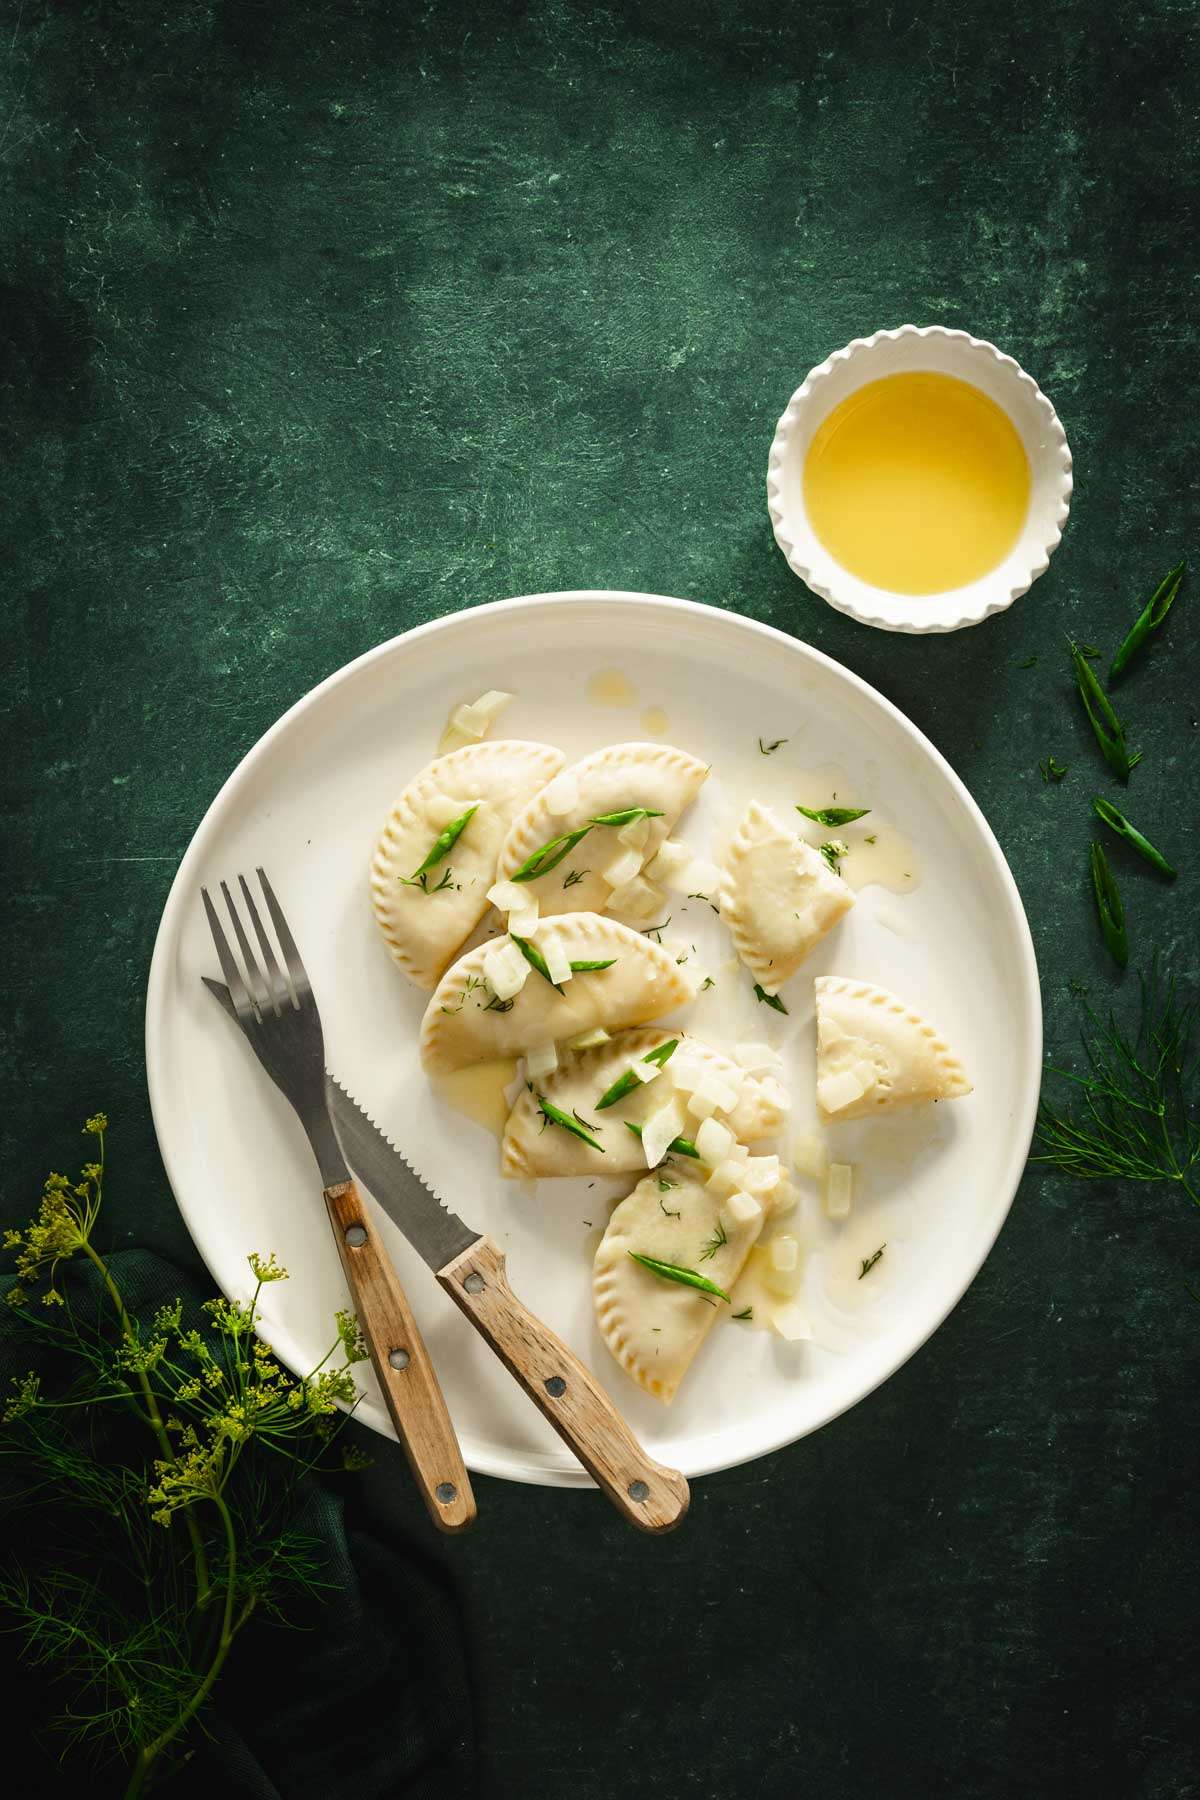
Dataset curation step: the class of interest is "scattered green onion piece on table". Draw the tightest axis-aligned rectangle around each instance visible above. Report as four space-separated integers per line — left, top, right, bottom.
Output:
510 825 594 882
405 803 478 880
535 1094 605 1152
1070 643 1141 783
1039 756 1069 784
796 804 870 827
1109 558 1186 681
1092 798 1177 879
627 1251 730 1303
1090 841 1129 968
596 1038 679 1110
753 983 788 1014
624 1120 700 1158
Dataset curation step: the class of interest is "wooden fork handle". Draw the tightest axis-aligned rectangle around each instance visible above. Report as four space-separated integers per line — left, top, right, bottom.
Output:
437 1236 689 1534
325 1178 476 1533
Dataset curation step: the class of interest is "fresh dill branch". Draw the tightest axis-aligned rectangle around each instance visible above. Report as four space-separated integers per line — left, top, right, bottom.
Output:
1032 968 1200 1205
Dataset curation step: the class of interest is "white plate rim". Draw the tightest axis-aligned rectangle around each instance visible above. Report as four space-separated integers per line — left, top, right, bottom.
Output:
146 590 1042 1484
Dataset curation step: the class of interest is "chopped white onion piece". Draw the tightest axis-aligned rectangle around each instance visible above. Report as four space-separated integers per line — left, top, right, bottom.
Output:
645 838 690 884
733 1041 781 1073
541 932 572 986
541 771 579 817
617 814 651 851
567 1027 610 1052
722 1189 762 1229
508 903 539 937
602 847 644 889
817 1068 869 1115
769 1179 798 1217
769 1301 813 1342
793 1133 829 1181
685 1071 740 1120
487 879 527 914
525 1041 558 1081
641 1099 685 1169
766 1235 802 1297
606 875 664 921
756 1075 791 1113
483 942 530 1002
706 1158 747 1197
740 1154 782 1197
694 1116 734 1165
825 1162 853 1219
630 1059 663 1087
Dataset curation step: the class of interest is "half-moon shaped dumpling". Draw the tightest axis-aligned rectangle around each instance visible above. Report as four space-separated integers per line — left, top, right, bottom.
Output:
719 801 854 994
815 976 972 1121
494 742 708 921
420 913 695 1074
594 1164 766 1404
500 1029 787 1178
371 741 566 989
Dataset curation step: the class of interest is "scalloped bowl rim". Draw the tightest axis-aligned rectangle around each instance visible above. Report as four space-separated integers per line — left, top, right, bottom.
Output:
767 325 1074 635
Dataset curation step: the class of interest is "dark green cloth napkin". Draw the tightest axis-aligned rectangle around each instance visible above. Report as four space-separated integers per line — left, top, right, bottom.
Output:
0 1251 480 1799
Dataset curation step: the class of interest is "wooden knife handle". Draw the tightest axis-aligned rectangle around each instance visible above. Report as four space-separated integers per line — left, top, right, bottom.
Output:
437 1236 689 1534
325 1178 476 1533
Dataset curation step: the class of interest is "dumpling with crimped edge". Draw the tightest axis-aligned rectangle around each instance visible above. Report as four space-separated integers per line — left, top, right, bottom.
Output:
420 913 695 1074
501 1028 787 1179
815 976 972 1121
494 741 709 920
371 740 566 990
593 1164 766 1405
718 801 854 995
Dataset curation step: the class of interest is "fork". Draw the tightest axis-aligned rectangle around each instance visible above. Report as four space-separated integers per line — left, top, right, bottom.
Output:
201 868 475 1533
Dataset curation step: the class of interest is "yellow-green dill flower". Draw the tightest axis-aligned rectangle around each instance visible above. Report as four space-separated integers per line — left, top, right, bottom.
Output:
3 1371 40 1422
116 1336 166 1375
153 1299 183 1334
341 1443 374 1472
84 1113 108 1136
335 1309 368 1365
247 1251 288 1284
5 1286 26 1307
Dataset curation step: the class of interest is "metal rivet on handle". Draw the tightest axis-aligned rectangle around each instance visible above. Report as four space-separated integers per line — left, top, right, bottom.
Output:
544 1375 566 1398
345 1225 368 1248
388 1348 410 1371
628 1480 650 1503
435 1482 458 1504
463 1272 486 1295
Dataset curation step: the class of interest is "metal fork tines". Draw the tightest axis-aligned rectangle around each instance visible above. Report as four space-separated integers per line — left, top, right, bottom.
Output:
201 869 343 1185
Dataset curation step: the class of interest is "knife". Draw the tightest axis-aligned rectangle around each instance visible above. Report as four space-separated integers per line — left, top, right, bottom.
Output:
204 979 690 1533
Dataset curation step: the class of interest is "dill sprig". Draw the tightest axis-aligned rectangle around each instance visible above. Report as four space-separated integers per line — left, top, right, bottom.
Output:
1032 968 1200 1204
0 1118 369 1792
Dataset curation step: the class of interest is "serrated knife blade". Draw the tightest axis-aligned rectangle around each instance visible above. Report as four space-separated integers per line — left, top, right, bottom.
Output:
324 1075 480 1272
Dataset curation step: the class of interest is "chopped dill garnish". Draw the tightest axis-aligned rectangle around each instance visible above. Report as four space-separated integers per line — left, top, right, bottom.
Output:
753 983 788 1014
1039 756 1069 784
659 1195 681 1219
699 1218 728 1262
858 1245 885 1279
732 1306 754 1321
758 736 788 755
563 867 587 888
699 976 715 991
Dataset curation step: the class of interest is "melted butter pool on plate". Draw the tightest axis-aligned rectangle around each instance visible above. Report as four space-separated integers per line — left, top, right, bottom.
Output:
433 1058 519 1138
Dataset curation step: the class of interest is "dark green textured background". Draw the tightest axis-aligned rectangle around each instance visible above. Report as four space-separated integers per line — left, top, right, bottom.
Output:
3 1 1198 1795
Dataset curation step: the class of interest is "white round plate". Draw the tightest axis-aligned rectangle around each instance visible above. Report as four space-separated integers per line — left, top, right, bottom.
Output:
147 592 1041 1487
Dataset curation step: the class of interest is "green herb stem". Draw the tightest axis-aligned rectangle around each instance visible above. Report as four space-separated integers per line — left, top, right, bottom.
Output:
1110 558 1186 680
1092 798 1177 879
1070 642 1140 783
1090 841 1129 967
406 804 478 881
536 1094 605 1152
624 1120 700 1158
627 1251 731 1302
596 1038 678 1109
796 804 870 827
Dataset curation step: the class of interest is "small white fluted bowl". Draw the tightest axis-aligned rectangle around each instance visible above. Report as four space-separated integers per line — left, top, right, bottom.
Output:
767 325 1073 634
